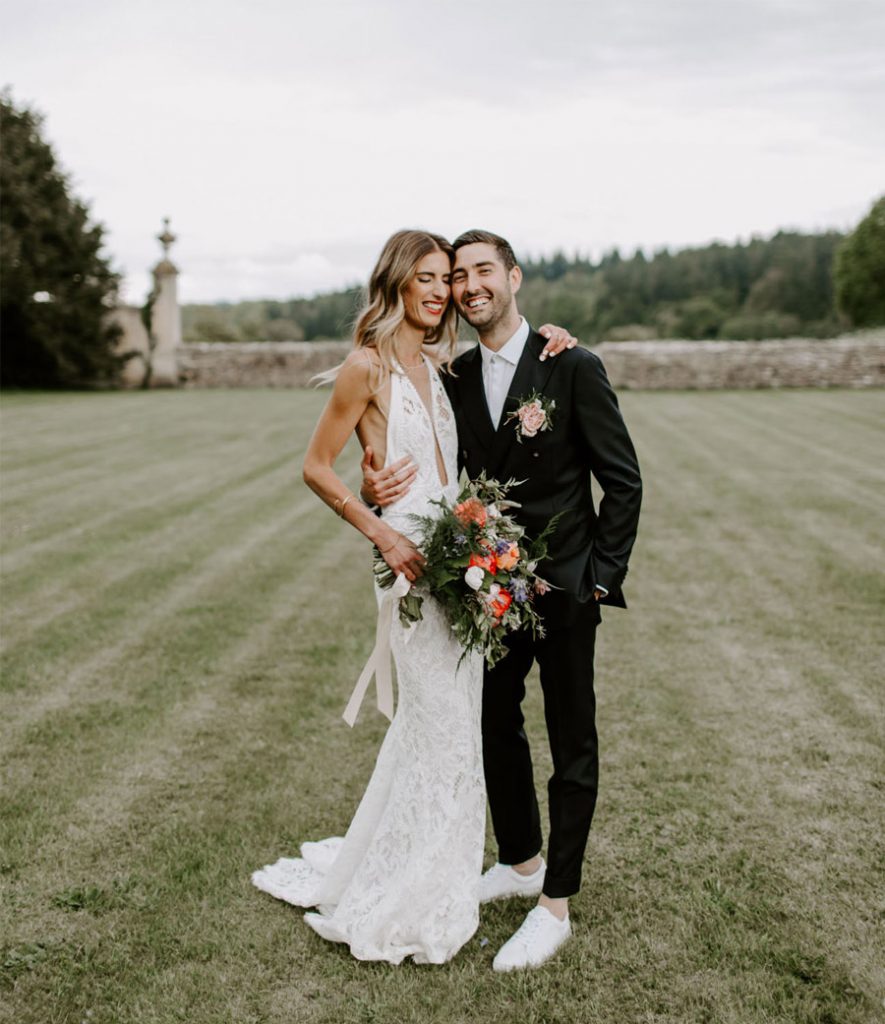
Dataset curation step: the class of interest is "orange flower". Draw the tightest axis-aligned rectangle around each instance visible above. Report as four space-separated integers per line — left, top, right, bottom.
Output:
497 542 519 571
454 498 487 529
469 551 498 575
490 589 513 618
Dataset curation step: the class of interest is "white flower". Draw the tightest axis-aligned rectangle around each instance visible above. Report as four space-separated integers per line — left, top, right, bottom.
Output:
464 566 484 590
487 504 501 518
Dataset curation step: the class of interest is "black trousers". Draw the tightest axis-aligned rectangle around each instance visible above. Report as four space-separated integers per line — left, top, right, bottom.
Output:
482 594 601 899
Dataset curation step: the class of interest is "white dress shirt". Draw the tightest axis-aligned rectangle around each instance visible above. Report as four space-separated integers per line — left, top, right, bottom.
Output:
479 317 530 429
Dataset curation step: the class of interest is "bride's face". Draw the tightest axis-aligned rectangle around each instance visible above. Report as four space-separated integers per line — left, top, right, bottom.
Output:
402 250 451 332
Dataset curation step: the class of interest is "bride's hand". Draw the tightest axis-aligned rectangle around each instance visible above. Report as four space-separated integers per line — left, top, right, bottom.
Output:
380 532 425 582
538 324 579 361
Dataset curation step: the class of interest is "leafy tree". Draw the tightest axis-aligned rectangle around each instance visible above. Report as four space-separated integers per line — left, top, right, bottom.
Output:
658 296 729 340
263 318 304 341
187 309 242 342
180 229 850 345
834 196 885 327
1 92 122 387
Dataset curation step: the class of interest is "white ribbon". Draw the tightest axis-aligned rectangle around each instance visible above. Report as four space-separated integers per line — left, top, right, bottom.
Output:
342 572 412 727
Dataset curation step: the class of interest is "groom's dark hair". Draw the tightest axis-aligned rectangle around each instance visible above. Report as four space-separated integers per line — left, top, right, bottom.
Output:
453 229 518 272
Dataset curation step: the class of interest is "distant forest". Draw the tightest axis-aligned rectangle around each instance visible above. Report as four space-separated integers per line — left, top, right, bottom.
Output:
182 230 848 345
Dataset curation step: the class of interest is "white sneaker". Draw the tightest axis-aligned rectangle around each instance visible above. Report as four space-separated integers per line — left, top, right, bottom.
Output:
492 906 571 972
479 859 546 903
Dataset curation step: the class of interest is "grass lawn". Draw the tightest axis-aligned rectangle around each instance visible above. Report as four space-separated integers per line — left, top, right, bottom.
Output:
1 387 883 1024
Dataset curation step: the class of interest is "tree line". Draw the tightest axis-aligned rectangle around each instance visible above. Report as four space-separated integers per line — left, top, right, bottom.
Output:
183 226 877 345
2 90 883 387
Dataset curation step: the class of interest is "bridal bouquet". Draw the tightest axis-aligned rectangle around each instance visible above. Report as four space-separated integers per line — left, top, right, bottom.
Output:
374 474 557 666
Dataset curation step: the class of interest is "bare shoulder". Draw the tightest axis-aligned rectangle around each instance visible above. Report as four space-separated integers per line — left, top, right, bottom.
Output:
342 346 383 370
332 348 385 399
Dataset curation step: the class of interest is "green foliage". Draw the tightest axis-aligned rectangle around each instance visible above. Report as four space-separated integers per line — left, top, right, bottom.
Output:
184 231 853 344
834 195 885 327
0 91 122 387
182 287 361 342
186 308 242 343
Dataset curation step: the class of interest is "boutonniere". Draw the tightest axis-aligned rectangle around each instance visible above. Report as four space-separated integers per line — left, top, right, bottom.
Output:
506 390 556 442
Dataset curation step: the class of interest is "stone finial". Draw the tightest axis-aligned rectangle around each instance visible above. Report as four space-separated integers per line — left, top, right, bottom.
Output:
154 217 178 276
158 217 176 255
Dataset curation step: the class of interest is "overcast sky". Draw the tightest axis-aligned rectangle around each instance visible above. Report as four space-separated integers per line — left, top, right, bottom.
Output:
3 0 884 304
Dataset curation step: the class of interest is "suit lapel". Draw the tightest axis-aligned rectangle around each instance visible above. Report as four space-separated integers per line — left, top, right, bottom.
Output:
484 330 557 478
457 344 497 447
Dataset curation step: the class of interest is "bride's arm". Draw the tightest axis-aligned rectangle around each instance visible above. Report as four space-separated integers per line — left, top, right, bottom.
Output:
302 352 426 582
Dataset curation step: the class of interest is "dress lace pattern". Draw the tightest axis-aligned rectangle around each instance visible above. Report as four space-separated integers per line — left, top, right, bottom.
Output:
252 357 486 964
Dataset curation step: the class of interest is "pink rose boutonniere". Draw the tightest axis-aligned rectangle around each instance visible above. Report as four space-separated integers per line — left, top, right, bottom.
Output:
506 390 556 443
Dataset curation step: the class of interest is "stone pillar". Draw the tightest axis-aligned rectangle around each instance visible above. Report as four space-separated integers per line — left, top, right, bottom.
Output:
149 218 182 386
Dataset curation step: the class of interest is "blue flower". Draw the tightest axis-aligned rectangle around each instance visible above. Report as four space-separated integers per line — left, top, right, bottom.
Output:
511 579 529 603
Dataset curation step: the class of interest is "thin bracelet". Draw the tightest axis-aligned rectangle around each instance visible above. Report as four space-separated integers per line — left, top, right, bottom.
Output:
377 535 401 554
334 493 356 518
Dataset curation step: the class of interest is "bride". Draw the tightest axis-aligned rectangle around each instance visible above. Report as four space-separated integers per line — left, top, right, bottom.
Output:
251 229 572 964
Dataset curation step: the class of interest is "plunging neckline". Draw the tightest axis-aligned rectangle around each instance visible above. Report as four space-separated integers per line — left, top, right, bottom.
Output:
395 355 449 489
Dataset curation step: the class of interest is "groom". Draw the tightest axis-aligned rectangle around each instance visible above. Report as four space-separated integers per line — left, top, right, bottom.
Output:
365 229 642 970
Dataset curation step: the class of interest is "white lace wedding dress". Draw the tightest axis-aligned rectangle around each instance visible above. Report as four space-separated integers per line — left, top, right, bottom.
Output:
252 356 486 964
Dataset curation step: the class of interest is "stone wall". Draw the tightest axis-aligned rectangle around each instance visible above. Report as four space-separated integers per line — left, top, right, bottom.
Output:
108 305 151 387
595 335 885 389
179 341 349 388
179 334 885 390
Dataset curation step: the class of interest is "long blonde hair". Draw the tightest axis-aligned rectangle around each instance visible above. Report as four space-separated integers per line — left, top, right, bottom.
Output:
315 229 458 386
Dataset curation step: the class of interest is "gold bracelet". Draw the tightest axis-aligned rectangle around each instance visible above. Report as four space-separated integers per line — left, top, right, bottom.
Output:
377 535 401 554
334 493 356 518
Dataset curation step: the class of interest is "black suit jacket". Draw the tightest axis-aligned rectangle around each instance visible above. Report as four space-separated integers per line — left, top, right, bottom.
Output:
444 329 642 608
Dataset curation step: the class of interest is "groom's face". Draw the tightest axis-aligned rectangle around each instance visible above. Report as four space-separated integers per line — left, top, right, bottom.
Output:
451 243 521 330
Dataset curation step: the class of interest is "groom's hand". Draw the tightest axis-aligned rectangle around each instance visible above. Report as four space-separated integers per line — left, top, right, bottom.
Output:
538 324 579 361
360 446 417 507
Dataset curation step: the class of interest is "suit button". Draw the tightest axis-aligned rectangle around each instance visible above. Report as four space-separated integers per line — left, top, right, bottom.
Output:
532 452 539 458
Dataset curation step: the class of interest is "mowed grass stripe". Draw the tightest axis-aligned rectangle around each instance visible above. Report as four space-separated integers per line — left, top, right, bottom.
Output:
633 390 884 572
0 461 361 746
1 389 881 1024
0 501 370 869
708 392 885 508
0 387 302 499
631 390 884 514
0 438 306 665
598 603 882 1013
0 390 269 453
633 401 883 736
591 403 881 1020
799 388 885 431
0 392 251 489
1 506 383 1023
0 440 313 648
715 389 885 468
0 407 305 565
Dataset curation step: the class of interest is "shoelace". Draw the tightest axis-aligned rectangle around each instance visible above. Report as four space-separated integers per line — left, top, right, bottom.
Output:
513 910 546 946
